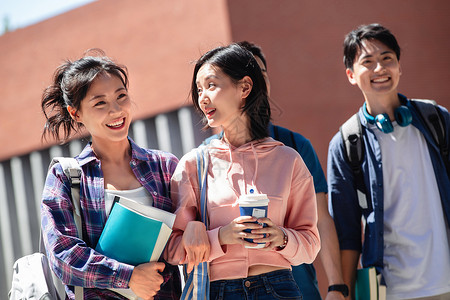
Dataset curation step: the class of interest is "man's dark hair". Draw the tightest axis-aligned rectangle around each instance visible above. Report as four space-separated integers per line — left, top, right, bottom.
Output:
343 23 401 69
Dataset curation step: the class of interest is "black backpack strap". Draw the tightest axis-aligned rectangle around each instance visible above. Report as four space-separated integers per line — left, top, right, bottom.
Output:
340 113 369 209
410 99 450 176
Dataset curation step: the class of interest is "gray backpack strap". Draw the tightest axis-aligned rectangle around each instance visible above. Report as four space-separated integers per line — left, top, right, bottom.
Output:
50 157 83 239
48 157 84 300
411 99 450 176
340 114 369 209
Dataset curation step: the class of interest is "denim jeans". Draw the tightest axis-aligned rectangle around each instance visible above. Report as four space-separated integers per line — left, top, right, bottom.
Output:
291 264 321 300
210 269 302 300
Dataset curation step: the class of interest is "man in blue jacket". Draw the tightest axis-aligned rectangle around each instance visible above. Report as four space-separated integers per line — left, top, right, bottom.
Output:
205 41 347 300
327 24 450 299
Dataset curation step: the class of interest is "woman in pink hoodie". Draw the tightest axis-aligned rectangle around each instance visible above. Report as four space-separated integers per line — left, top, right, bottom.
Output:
166 44 320 299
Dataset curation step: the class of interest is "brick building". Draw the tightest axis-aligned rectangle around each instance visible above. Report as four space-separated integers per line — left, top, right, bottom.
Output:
1 0 449 296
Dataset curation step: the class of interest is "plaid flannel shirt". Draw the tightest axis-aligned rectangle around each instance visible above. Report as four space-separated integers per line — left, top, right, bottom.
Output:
41 138 181 299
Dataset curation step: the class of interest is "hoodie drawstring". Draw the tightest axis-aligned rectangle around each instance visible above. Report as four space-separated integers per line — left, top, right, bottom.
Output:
227 141 260 206
250 142 259 193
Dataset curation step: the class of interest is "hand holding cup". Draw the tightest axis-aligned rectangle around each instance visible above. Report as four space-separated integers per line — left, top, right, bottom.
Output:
238 194 270 248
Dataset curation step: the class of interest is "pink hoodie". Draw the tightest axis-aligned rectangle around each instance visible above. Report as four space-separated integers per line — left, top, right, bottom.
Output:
166 137 320 281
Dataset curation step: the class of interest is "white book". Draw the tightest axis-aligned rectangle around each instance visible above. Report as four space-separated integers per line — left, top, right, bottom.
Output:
97 195 176 300
115 195 176 228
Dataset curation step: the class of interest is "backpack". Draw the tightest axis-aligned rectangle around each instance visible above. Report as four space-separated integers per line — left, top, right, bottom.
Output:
340 99 449 210
9 157 84 300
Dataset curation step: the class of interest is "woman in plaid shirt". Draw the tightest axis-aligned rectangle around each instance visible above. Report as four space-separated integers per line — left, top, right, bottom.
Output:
40 50 181 299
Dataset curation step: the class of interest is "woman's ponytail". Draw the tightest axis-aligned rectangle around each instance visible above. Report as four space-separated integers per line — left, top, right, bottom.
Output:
41 61 81 143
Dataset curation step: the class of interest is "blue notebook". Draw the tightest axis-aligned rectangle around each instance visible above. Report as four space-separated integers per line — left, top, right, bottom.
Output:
95 197 174 266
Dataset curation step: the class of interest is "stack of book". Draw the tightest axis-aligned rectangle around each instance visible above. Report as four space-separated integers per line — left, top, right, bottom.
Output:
95 195 176 300
355 267 386 300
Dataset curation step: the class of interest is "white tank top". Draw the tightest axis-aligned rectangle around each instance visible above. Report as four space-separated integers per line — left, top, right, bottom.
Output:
372 122 450 299
104 186 153 216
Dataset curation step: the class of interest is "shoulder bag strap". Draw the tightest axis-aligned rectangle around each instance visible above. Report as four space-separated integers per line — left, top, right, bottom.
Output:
180 147 210 300
196 147 209 227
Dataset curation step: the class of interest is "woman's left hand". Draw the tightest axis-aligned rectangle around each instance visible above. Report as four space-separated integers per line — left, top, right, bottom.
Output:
181 221 210 273
251 217 286 251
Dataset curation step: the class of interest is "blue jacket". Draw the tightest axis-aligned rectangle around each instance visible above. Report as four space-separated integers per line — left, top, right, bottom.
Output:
327 97 450 270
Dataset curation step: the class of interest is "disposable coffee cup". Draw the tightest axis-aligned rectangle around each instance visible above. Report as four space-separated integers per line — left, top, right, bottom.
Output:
238 194 270 248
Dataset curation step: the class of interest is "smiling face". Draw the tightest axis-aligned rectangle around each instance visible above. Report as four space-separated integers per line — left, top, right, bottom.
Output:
69 72 131 144
196 63 248 131
346 39 401 100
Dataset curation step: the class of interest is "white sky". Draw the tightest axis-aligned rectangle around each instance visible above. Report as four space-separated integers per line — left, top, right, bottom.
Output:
0 0 95 30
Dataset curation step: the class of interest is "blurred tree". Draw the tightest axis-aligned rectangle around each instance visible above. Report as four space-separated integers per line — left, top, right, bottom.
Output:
3 15 10 34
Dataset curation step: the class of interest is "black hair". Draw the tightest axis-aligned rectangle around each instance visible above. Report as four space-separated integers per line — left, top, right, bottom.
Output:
343 23 401 69
237 41 267 69
41 51 128 142
191 43 270 141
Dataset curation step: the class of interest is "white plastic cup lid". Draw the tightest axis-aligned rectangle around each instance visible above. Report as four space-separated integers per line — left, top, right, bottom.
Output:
238 194 269 206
